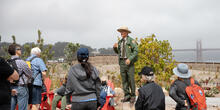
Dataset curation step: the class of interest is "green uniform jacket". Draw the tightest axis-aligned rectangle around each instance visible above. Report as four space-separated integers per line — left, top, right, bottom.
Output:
113 36 138 64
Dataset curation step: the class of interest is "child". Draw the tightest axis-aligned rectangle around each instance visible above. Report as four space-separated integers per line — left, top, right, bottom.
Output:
100 76 115 109
52 75 67 110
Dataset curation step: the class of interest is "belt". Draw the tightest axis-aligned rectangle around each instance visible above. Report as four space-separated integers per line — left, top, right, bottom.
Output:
120 58 127 60
17 84 27 87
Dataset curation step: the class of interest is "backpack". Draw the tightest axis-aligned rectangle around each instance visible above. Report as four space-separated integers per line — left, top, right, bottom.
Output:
7 58 33 86
100 86 114 107
26 56 37 69
185 78 207 110
7 58 20 85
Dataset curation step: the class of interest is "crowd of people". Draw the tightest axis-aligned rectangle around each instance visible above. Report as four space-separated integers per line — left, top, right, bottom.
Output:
0 44 48 110
0 26 206 110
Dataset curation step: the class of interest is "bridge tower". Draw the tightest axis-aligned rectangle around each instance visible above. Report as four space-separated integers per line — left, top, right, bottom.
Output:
196 40 202 62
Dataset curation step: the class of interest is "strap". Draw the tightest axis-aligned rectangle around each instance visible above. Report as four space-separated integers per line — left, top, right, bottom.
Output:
190 78 195 85
12 58 32 79
27 56 38 62
11 58 28 86
20 73 29 93
28 56 40 80
9 57 21 75
33 72 41 81
12 58 31 82
182 78 195 86
12 57 21 61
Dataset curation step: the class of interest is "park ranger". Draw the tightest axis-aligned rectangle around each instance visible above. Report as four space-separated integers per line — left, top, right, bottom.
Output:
113 26 138 103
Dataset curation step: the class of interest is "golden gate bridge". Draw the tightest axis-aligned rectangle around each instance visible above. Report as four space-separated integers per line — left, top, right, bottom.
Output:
173 40 220 62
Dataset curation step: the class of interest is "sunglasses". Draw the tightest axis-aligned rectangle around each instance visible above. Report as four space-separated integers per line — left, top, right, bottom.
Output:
16 48 21 50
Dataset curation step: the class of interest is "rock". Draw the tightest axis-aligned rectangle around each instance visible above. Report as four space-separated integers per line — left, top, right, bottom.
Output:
114 88 124 105
122 102 135 110
162 87 169 96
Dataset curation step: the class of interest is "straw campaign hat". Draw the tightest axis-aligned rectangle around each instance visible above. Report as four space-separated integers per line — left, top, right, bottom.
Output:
117 26 131 33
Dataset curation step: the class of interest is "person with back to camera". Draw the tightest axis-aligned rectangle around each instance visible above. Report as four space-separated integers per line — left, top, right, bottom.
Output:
169 63 206 110
135 66 165 110
0 57 19 110
51 75 67 110
99 76 116 110
26 47 48 110
7 44 32 110
65 48 101 110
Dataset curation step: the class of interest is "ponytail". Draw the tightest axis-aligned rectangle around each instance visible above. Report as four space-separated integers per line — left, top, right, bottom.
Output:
78 57 92 78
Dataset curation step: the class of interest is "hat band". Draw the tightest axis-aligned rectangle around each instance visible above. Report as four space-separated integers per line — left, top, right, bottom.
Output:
177 67 188 74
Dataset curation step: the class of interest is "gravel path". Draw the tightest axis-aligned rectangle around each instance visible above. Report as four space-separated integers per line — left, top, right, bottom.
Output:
166 96 220 110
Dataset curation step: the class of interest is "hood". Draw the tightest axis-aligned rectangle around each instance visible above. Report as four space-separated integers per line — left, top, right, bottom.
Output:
71 64 98 81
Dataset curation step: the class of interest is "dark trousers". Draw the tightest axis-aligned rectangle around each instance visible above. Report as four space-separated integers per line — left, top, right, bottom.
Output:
71 101 97 110
119 60 136 98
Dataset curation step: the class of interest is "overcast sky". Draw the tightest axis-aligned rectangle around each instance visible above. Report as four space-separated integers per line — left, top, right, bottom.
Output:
0 0 219 49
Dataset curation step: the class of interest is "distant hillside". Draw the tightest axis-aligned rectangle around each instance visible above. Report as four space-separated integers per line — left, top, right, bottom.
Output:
1 41 219 62
0 41 115 58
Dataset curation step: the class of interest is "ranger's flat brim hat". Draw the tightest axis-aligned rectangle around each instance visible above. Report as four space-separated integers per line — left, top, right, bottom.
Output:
117 26 131 33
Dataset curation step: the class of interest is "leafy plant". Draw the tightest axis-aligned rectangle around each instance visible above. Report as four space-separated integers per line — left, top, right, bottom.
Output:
36 30 54 62
12 35 16 44
64 42 80 64
135 34 176 87
205 87 220 97
0 36 16 59
21 30 54 61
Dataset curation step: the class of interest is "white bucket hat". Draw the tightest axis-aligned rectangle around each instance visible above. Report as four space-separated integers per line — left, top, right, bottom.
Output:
173 63 191 78
117 26 131 33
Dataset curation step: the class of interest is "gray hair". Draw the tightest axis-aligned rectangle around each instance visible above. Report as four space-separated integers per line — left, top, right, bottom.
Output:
31 47 41 55
143 74 155 82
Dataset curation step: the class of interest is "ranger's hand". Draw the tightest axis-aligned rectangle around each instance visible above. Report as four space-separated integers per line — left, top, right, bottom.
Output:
113 43 118 48
125 59 130 65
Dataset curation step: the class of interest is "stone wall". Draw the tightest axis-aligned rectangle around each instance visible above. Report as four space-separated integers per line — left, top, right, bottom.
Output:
89 55 118 65
77 55 220 72
183 62 220 72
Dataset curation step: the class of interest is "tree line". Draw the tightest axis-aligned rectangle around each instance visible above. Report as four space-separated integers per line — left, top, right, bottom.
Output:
0 32 116 62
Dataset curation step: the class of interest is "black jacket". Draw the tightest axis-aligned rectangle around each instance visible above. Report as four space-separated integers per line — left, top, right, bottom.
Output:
0 57 14 106
55 84 66 96
169 78 200 110
135 82 165 110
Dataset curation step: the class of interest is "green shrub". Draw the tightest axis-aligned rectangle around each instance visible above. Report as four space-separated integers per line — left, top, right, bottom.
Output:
135 34 176 87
